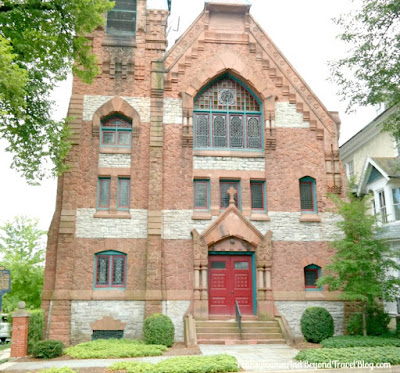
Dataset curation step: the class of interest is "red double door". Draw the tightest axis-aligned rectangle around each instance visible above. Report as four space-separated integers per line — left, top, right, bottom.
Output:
208 255 254 315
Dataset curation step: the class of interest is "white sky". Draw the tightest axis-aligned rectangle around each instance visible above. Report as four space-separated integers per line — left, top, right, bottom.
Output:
0 0 377 232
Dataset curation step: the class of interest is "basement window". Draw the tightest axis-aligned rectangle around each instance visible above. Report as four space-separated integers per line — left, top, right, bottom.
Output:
92 330 124 340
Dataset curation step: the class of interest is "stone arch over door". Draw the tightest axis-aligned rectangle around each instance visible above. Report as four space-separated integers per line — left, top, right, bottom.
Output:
191 205 274 320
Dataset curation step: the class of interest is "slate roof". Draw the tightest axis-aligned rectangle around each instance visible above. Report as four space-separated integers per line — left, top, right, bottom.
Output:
372 157 400 178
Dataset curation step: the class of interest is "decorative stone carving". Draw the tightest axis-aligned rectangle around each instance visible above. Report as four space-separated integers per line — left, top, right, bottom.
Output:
256 230 273 267
191 229 208 265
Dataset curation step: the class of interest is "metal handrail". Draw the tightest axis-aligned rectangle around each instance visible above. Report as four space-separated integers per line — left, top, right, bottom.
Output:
235 300 242 339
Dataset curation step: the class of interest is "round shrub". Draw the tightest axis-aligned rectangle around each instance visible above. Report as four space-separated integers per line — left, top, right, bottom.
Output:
143 313 174 347
300 307 334 343
32 339 64 359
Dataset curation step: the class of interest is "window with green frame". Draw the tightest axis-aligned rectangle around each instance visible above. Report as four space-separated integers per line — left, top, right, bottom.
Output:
250 180 266 211
101 114 132 147
193 179 210 211
97 177 111 210
220 180 240 209
106 0 137 36
94 251 126 289
299 176 317 213
194 76 263 151
118 178 131 210
304 264 321 290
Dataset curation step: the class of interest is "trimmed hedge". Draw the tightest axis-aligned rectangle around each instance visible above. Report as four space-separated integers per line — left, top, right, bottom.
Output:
295 346 400 365
32 339 64 359
300 307 334 343
321 336 400 348
65 339 167 359
109 355 239 373
346 306 390 336
143 313 174 347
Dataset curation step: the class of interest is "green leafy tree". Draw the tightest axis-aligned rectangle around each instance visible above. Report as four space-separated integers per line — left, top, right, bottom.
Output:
0 0 113 182
332 0 400 139
0 216 46 312
318 187 400 336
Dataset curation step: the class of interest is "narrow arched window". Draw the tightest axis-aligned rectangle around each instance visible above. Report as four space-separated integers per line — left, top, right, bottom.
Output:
299 176 317 213
94 251 126 289
304 264 321 290
101 114 132 147
193 75 263 151
106 0 137 36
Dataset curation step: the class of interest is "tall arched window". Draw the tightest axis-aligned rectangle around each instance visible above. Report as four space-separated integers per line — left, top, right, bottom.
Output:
194 76 263 150
101 113 132 147
94 251 126 289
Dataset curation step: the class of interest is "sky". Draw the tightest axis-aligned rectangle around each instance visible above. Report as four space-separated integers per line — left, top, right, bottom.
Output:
0 0 377 232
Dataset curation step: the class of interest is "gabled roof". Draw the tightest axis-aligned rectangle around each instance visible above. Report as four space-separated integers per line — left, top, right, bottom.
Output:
358 157 400 195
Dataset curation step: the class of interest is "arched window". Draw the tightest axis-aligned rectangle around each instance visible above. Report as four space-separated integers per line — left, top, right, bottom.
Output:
106 0 137 36
299 176 317 213
101 114 132 147
193 76 263 150
304 264 321 290
94 251 126 289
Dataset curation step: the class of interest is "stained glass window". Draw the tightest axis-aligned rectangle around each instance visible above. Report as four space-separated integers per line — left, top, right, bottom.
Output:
251 181 265 210
98 178 111 209
299 177 316 212
220 181 239 208
194 76 262 150
304 265 321 289
95 252 126 289
194 180 209 210
101 114 132 147
118 178 130 210
106 0 137 36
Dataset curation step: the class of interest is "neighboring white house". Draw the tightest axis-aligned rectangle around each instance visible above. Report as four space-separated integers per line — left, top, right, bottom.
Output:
340 106 400 319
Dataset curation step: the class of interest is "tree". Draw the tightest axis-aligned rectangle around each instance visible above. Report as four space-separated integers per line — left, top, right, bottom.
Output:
0 216 46 312
0 0 113 183
332 0 400 139
318 187 400 336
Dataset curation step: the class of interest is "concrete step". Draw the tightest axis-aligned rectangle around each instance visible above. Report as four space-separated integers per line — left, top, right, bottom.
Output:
197 326 282 334
197 332 284 340
197 338 286 345
196 320 279 328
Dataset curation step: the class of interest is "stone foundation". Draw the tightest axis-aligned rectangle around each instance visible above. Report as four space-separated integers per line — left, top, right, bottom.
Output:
162 300 190 342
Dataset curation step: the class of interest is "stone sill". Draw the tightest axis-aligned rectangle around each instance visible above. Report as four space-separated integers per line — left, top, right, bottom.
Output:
100 147 131 154
93 211 131 219
192 213 212 220
299 214 321 223
250 214 270 221
102 35 136 47
194 150 265 158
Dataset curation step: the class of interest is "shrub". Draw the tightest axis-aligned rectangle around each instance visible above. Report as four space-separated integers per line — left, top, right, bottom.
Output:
321 335 400 348
109 355 239 373
346 306 390 336
32 339 64 359
300 307 334 343
295 346 400 365
143 313 174 347
28 309 44 354
396 317 400 338
64 339 167 359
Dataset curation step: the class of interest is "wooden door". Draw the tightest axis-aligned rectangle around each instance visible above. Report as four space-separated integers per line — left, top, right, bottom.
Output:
208 255 253 315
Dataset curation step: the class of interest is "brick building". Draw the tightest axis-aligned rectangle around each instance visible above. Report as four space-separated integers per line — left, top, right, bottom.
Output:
42 0 346 344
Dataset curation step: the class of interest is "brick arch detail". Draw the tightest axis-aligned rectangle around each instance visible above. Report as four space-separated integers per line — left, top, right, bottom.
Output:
301 257 323 268
92 96 141 137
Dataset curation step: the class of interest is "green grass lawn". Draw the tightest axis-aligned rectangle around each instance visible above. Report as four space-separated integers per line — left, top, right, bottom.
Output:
64 339 167 359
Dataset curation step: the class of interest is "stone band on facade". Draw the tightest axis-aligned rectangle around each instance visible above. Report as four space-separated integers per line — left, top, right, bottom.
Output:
163 98 183 124
98 154 132 168
70 301 145 345
193 156 265 171
76 209 148 238
275 102 309 128
162 210 342 241
162 300 190 342
275 301 344 339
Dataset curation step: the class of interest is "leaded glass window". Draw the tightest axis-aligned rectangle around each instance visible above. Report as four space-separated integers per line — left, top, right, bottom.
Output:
106 0 137 36
194 180 209 210
95 252 126 289
118 178 130 210
220 181 239 208
193 76 262 150
304 265 321 289
251 181 265 210
98 178 111 209
101 114 132 147
299 177 316 212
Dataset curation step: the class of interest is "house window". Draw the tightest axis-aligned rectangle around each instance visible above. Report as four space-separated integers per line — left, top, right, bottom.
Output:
118 178 130 210
304 264 321 290
194 76 262 151
378 190 388 223
95 252 126 288
346 160 354 179
97 178 111 210
251 181 266 211
106 0 137 36
392 188 400 221
220 180 240 209
194 180 209 211
299 177 317 213
101 114 132 147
